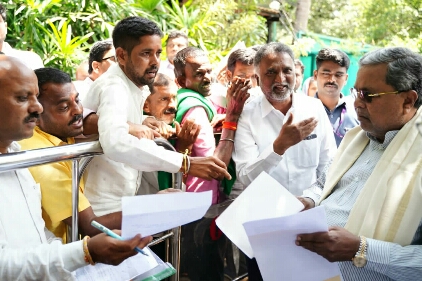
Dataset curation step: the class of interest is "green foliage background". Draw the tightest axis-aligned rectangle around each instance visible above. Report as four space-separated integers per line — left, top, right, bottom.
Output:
3 0 267 78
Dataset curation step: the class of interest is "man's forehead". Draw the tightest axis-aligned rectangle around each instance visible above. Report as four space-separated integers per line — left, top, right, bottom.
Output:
186 55 210 68
261 52 293 65
355 64 388 88
40 82 77 100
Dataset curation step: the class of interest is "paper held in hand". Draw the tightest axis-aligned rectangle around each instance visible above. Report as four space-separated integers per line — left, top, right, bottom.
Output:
216 172 341 281
121 190 212 239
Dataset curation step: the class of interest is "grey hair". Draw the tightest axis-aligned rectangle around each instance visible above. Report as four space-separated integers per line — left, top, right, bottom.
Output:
254 42 295 70
360 47 422 108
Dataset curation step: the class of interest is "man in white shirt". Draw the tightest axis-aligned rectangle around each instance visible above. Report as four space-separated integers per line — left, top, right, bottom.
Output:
231 42 337 280
0 4 44 70
83 16 230 216
158 30 188 80
0 55 152 281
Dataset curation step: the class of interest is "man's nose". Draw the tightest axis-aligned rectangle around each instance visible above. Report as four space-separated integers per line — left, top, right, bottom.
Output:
274 72 286 84
29 96 43 114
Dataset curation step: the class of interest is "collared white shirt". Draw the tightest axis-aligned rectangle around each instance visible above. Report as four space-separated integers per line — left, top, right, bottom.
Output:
0 142 86 280
158 58 175 80
232 93 337 196
73 77 94 103
1 42 44 70
83 64 183 216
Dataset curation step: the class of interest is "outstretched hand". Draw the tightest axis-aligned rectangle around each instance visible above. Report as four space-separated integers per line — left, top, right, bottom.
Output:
175 119 201 152
128 121 160 140
273 113 318 155
142 117 175 139
188 156 231 181
88 230 153 266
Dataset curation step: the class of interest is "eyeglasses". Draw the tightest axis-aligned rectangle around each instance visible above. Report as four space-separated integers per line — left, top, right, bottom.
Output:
101 55 116 62
350 87 403 103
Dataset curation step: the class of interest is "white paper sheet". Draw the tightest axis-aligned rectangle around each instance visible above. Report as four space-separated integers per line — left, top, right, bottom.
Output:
73 247 159 281
243 206 341 281
121 191 212 239
216 172 304 258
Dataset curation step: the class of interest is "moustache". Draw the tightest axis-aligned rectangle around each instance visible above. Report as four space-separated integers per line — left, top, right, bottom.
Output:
24 112 40 123
146 66 158 72
68 114 83 126
164 108 177 114
272 83 290 90
324 82 338 88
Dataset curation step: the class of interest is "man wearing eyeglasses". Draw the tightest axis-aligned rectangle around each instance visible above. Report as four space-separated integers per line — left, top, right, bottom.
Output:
313 48 359 147
298 47 422 280
74 40 116 103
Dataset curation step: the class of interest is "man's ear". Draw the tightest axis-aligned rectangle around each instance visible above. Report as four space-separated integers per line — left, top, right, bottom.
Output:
226 69 233 82
402 90 418 112
92 61 100 73
115 47 127 65
177 75 187 88
313 69 318 80
143 99 151 113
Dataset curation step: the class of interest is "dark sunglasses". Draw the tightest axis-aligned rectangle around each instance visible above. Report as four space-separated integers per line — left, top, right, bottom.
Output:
350 87 403 103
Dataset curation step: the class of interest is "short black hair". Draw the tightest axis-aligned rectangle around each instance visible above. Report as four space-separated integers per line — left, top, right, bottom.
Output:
254 42 295 68
88 40 113 74
227 48 256 74
316 48 350 71
34 68 71 98
166 31 188 45
295 59 305 74
173 47 207 78
0 4 6 22
148 73 173 94
112 16 163 56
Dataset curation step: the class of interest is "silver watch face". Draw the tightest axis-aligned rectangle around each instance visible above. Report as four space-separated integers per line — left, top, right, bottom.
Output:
353 256 367 267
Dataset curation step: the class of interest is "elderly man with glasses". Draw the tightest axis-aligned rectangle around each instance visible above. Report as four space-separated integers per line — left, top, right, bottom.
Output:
298 47 422 280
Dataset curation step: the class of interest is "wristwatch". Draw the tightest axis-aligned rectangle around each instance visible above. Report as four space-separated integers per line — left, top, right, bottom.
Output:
352 235 367 267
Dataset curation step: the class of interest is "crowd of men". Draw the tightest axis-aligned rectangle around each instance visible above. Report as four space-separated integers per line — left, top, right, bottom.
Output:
1 3 422 281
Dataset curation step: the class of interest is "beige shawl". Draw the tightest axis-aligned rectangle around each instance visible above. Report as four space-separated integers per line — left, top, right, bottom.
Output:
319 107 422 246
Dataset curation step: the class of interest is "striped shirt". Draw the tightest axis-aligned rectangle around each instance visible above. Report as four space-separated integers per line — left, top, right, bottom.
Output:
303 130 422 280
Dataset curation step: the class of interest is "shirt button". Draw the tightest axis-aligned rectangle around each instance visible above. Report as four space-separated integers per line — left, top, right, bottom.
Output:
354 177 359 182
365 160 369 164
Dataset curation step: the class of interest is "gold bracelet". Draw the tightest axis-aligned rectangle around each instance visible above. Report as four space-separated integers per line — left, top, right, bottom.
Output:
82 236 95 265
182 149 189 175
220 138 235 143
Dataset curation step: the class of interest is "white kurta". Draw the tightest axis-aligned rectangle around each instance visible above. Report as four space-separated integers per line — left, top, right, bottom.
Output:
83 64 183 216
0 142 86 280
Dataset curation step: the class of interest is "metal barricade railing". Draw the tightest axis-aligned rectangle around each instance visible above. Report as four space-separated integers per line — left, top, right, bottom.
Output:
0 139 183 281
0 139 242 281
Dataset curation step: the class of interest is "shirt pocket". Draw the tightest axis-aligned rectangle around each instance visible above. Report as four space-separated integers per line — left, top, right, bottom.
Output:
289 138 319 168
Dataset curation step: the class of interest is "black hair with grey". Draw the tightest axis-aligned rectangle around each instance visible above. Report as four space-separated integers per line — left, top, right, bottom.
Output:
0 3 6 21
147 73 173 94
166 30 188 45
227 48 257 73
295 59 305 74
88 40 113 74
359 47 422 108
112 16 163 56
254 42 295 70
173 46 207 78
316 48 350 71
34 67 71 98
